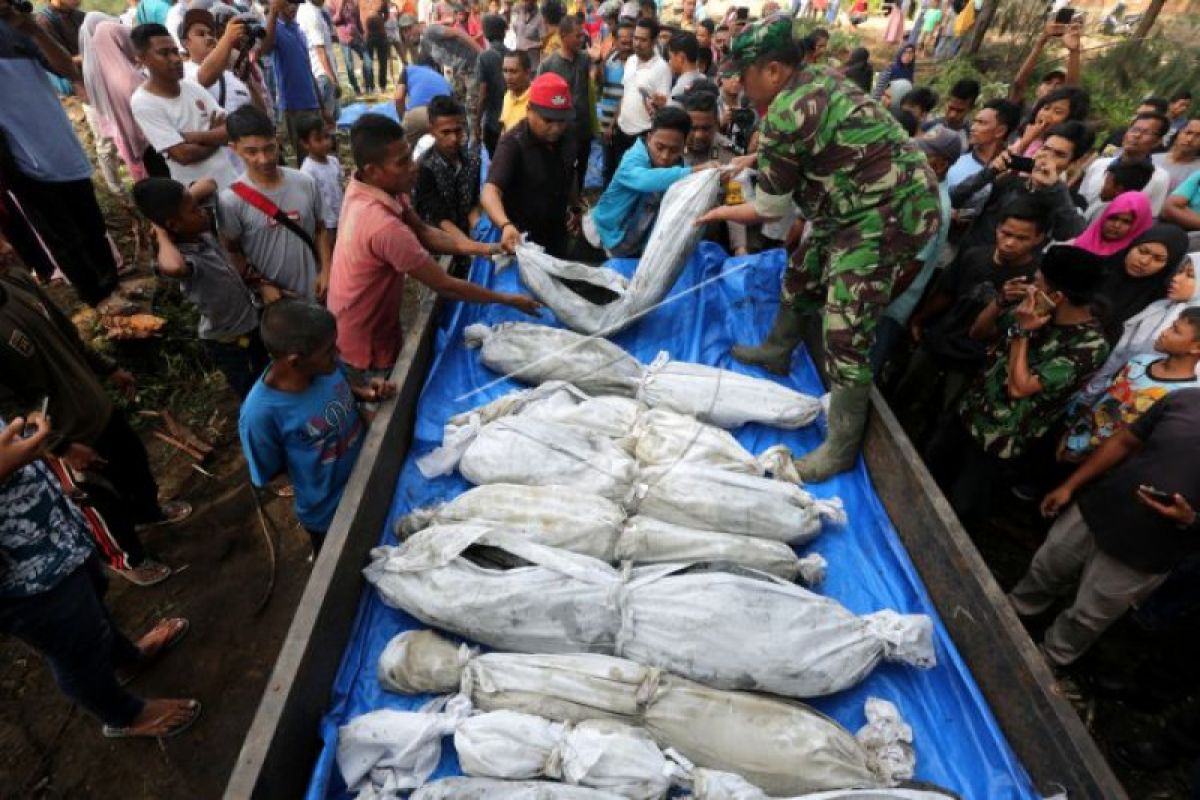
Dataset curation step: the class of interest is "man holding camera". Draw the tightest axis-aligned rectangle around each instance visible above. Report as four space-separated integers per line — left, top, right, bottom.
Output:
262 0 330 165
179 9 270 116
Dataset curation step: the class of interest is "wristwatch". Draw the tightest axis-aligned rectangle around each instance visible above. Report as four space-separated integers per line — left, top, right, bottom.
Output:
1007 324 1031 340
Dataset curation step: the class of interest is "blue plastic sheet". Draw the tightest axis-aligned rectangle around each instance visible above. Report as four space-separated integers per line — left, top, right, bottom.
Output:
304 243 1042 800
337 100 402 129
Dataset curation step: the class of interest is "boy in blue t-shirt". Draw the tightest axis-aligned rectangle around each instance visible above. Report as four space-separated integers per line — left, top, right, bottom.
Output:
238 300 395 551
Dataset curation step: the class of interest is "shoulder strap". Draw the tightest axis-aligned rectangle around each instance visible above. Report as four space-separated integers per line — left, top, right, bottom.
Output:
217 73 227 108
230 181 319 259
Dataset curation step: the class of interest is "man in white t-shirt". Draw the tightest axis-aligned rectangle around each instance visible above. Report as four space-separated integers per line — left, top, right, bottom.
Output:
1079 111 1173 216
610 18 671 170
296 0 340 119
130 22 239 189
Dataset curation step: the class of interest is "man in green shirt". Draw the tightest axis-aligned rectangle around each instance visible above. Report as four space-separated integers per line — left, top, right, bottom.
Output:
697 15 941 481
925 245 1110 527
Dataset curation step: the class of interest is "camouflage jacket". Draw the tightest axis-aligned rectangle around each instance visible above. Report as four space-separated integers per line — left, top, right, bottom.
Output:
753 65 932 224
959 314 1110 460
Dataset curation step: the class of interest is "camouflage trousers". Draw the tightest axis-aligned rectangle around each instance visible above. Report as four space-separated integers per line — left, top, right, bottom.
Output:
782 183 942 388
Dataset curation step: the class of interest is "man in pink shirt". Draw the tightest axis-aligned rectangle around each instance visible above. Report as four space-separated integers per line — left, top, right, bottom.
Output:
328 113 541 381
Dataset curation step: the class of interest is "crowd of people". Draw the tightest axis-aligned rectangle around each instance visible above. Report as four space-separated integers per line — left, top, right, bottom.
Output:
2 0 1200 780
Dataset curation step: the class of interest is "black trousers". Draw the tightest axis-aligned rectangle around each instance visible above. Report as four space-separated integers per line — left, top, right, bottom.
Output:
924 418 1003 529
2 173 118 305
482 125 501 159
366 37 390 89
0 558 143 727
203 328 269 400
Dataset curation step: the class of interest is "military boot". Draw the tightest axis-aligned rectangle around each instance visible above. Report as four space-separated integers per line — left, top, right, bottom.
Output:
730 303 805 375
795 383 872 482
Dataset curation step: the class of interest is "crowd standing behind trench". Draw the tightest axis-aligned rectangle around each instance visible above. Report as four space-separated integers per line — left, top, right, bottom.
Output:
1 0 1200 785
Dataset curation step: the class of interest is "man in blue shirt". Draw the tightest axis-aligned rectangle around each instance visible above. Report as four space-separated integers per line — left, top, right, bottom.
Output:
584 106 717 257
239 300 395 552
0 414 199 738
0 7 118 307
393 57 454 148
262 0 326 165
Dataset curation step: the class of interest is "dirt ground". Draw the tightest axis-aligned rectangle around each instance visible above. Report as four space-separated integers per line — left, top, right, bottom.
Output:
0 107 319 797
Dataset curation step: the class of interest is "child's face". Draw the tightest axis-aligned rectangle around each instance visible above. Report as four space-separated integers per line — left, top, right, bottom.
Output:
1168 263 1196 302
646 128 686 168
303 128 333 159
1124 240 1171 277
1154 316 1200 356
1101 211 1135 243
170 193 211 237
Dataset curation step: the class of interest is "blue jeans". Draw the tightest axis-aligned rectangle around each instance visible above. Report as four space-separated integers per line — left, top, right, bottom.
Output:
0 558 143 727
317 74 341 122
340 40 374 93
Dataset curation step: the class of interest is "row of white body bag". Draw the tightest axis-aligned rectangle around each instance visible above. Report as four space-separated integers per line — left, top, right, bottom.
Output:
342 322 944 799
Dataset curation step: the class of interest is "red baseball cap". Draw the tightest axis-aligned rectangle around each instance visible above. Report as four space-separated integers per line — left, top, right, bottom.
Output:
528 73 573 121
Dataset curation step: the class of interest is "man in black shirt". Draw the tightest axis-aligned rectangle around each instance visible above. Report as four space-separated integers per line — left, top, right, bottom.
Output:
1014 388 1200 669
482 72 582 259
474 13 507 156
537 15 591 194
950 121 1091 254
414 95 482 278
891 200 1046 444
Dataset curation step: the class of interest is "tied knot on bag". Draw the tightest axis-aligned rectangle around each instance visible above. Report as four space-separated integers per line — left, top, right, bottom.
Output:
863 610 936 669
855 697 916 786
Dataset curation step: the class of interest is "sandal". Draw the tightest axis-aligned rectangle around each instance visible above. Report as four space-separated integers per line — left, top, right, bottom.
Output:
139 500 193 529
113 559 172 587
102 699 202 739
117 618 190 686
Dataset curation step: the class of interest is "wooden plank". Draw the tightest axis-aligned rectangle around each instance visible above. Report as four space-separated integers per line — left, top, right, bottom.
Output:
224 291 442 800
863 387 1127 800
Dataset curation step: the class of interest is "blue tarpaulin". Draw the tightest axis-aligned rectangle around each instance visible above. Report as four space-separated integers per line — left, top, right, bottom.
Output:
304 242 1041 800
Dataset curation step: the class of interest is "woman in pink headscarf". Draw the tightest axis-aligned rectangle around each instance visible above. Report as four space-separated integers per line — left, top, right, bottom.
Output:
1071 191 1154 261
80 15 153 182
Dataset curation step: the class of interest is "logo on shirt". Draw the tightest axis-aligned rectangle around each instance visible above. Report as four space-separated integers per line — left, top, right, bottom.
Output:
196 99 208 112
7 330 34 358
266 210 303 228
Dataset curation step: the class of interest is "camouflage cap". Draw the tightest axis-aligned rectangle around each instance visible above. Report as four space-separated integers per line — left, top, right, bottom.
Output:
720 14 794 75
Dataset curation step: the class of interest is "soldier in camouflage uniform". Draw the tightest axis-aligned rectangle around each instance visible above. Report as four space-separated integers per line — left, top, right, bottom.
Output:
701 16 941 481
925 245 1110 524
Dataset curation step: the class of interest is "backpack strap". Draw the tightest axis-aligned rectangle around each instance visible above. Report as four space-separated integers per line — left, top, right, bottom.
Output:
229 181 319 259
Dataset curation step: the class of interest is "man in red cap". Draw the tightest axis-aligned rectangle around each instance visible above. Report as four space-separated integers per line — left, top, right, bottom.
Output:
482 72 588 259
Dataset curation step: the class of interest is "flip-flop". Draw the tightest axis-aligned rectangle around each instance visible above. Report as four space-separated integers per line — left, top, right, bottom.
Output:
112 559 172 587
102 700 202 739
139 501 193 529
117 617 190 686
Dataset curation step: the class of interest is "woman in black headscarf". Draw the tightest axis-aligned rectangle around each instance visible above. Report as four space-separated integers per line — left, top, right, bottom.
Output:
843 47 873 93
1096 223 1191 344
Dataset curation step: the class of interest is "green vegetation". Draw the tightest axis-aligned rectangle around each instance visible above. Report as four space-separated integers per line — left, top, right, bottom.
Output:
83 0 128 17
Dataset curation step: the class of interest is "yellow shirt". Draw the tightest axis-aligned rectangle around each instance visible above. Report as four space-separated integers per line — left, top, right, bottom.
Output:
541 29 561 58
500 88 530 133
